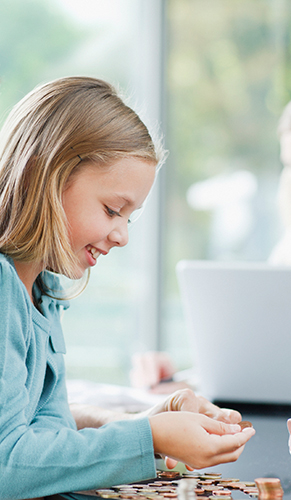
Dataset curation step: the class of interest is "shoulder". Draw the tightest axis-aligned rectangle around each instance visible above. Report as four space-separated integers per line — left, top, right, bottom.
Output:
0 253 31 325
0 253 23 290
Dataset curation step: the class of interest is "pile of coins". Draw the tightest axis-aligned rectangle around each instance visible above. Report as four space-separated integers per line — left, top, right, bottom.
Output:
255 478 284 499
75 470 264 499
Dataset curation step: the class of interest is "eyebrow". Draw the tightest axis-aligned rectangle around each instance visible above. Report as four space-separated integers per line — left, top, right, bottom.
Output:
115 194 143 210
119 195 133 205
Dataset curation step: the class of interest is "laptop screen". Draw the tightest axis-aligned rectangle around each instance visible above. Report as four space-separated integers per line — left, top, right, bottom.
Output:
176 260 291 404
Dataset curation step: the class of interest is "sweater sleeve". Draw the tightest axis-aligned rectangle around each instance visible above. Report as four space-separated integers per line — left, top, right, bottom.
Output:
0 259 156 500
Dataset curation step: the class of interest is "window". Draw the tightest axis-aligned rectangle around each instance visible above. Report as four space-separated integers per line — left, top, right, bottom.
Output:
0 0 164 384
161 0 291 369
1 0 290 383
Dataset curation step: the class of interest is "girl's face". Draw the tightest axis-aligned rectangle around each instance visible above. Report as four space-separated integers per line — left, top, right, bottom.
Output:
62 158 156 279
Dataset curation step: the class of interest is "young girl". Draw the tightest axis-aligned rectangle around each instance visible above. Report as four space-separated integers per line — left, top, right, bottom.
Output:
0 76 255 500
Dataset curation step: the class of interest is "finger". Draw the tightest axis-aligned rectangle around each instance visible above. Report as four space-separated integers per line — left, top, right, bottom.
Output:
165 388 200 413
207 443 246 466
197 396 242 424
211 427 256 455
165 456 178 469
186 428 255 470
165 456 194 471
216 408 242 424
196 427 255 469
197 414 242 435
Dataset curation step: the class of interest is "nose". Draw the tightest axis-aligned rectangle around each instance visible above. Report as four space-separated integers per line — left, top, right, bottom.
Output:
108 218 129 247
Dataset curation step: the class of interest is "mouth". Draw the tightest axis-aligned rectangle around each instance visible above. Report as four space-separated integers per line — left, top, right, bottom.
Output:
86 244 101 263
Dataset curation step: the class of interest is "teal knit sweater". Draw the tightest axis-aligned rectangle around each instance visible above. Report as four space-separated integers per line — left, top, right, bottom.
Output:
0 253 156 500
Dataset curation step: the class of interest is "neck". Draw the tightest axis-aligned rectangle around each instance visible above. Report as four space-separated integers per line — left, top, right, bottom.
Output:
13 260 44 303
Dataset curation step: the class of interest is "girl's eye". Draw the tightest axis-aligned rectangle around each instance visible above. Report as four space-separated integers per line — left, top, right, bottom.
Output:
105 206 121 218
105 205 132 223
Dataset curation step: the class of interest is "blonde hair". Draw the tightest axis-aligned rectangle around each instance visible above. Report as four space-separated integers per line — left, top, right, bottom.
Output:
0 76 162 279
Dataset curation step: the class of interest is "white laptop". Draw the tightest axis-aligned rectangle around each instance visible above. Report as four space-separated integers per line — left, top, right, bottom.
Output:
176 260 291 404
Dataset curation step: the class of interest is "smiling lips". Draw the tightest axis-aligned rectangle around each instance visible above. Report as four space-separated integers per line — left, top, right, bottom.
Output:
86 244 101 264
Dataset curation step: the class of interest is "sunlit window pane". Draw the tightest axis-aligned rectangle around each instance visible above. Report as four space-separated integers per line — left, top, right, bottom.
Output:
162 0 291 369
0 0 163 385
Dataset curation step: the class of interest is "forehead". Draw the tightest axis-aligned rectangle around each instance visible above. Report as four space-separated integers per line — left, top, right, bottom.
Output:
67 157 156 206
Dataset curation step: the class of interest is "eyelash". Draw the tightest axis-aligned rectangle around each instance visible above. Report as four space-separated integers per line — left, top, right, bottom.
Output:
105 206 120 218
105 206 131 224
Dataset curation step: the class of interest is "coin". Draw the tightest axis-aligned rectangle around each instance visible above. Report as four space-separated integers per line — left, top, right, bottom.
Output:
212 490 231 496
239 420 253 429
209 496 232 500
158 472 180 479
202 486 221 492
227 482 246 489
218 478 239 483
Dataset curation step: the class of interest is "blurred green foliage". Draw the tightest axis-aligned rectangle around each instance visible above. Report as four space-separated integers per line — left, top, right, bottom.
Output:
163 0 291 286
0 0 82 122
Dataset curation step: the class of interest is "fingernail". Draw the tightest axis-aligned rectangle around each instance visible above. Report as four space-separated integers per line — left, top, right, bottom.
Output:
242 427 255 435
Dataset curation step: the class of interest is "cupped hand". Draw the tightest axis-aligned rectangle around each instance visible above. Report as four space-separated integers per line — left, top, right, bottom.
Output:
145 388 242 470
145 388 241 424
150 412 255 470
193 393 242 424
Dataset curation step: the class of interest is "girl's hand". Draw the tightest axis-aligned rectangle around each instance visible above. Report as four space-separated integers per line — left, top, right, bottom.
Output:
144 388 242 470
287 418 291 453
149 412 255 470
145 388 242 424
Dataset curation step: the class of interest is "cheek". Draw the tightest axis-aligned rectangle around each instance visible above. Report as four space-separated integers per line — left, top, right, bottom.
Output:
69 215 108 249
